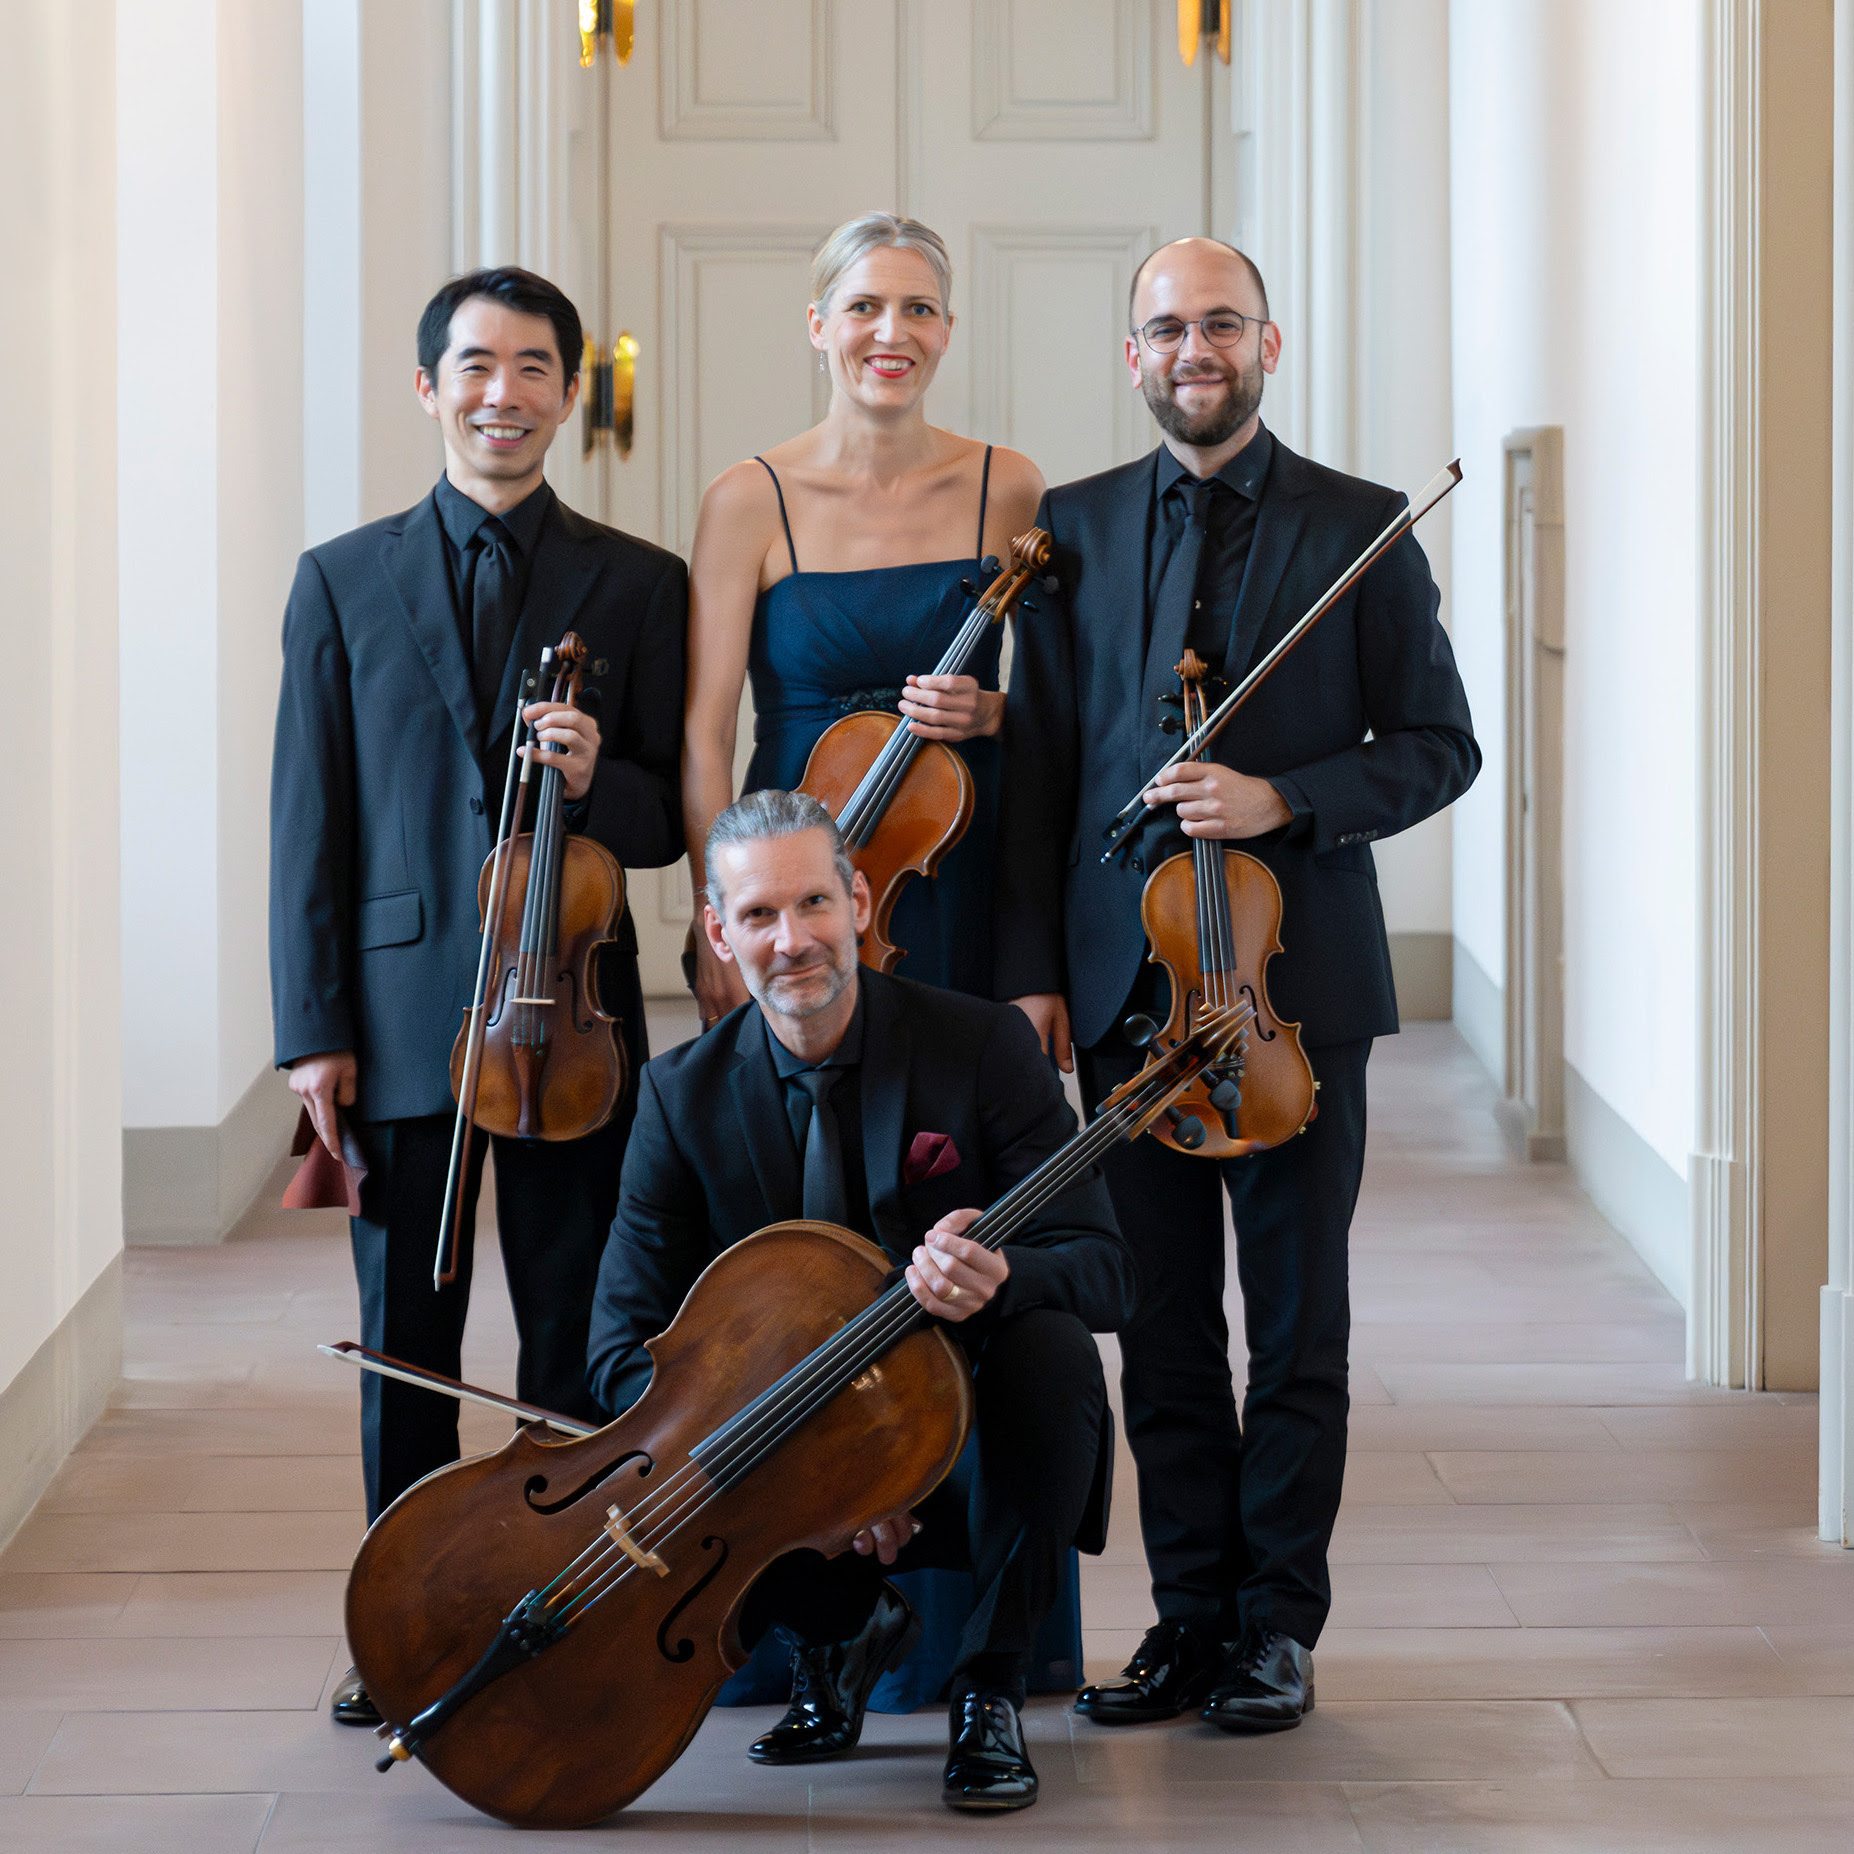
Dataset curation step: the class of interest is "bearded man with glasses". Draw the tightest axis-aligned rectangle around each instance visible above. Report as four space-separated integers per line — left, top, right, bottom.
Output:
994 239 1479 1735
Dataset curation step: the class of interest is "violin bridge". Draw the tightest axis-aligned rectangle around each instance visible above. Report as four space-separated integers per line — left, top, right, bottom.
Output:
604 1503 669 1577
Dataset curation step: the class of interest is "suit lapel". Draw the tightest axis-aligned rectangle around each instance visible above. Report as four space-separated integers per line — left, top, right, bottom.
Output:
383 492 480 756
858 975 909 1255
489 498 602 744
727 1011 800 1224
1224 442 1311 678
1103 451 1162 720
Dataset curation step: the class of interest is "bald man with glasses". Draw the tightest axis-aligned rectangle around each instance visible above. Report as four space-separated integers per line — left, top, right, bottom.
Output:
995 239 1479 1735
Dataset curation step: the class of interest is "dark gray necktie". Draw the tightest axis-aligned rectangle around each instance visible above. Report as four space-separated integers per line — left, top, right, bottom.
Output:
1141 481 1211 778
789 1069 849 1226
464 516 519 723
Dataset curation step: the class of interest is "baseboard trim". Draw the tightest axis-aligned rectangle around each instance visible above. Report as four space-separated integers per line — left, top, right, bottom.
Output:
1451 937 1503 1085
1389 931 1452 1021
0 1257 122 1550
1565 1061 1691 1307
123 1064 298 1246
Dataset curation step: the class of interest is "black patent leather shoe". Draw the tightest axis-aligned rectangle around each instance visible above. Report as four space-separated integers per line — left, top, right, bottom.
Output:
942 1691 1037 1812
747 1583 921 1764
330 1666 382 1728
1201 1629 1314 1734
1074 1618 1223 1725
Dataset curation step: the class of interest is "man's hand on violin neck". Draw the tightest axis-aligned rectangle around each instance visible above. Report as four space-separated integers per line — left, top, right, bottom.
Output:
287 1050 357 1159
1143 759 1292 839
521 700 601 802
907 1211 1008 1323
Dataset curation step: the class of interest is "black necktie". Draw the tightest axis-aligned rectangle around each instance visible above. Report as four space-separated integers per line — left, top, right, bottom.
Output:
788 1069 849 1226
465 517 519 723
1141 481 1212 778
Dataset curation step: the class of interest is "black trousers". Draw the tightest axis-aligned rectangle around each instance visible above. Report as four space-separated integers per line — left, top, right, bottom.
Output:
347 963 646 1527
1077 1026 1369 1651
739 1309 1107 1704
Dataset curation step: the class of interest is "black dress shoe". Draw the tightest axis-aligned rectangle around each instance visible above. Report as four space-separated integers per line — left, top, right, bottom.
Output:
1201 1629 1314 1734
942 1691 1037 1812
330 1666 382 1728
747 1583 921 1764
1074 1618 1223 1724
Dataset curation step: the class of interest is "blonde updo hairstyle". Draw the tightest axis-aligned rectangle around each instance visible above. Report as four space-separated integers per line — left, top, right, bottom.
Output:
809 213 954 320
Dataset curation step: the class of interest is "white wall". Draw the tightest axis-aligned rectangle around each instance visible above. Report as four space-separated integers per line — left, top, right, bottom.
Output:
1449 0 1700 1184
0 0 123 1435
118 0 305 1141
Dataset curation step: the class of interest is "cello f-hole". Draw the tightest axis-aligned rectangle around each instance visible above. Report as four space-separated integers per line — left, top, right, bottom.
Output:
523 1449 655 1517
656 1536 730 1665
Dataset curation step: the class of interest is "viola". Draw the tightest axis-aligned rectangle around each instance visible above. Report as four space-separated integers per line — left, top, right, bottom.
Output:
436 633 626 1285
799 530 1054 972
1134 650 1317 1157
342 1007 1245 1829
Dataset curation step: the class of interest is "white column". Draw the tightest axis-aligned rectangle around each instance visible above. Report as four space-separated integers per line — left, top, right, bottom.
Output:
117 0 306 1242
1824 0 1854 1543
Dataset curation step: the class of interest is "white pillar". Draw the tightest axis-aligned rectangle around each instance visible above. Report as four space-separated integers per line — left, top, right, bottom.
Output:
1823 0 1854 1543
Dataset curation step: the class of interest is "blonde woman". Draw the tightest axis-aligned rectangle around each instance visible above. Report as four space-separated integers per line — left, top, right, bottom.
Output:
682 213 1044 1024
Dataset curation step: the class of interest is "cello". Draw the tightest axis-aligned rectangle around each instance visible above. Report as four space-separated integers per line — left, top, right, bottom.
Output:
798 529 1054 972
341 1007 1245 1829
435 632 627 1285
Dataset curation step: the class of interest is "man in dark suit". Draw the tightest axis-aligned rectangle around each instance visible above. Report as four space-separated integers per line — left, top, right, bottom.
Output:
586 791 1133 1813
994 239 1479 1733
269 267 686 1723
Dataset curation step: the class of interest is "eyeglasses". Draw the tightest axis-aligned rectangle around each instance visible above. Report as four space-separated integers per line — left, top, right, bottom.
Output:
1134 312 1266 353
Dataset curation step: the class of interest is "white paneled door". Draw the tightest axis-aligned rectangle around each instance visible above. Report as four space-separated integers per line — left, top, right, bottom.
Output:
557 0 1211 990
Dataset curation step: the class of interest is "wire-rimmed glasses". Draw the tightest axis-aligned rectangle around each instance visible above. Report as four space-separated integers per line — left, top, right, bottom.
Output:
1134 312 1266 353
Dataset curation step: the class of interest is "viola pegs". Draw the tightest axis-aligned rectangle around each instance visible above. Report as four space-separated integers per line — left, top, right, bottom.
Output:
980 555 1001 577
1207 1076 1240 1113
959 578 978 596
1019 599 1038 614
1121 1013 1160 1049
1157 691 1185 707
1159 716 1183 735
1164 1106 1206 1150
1041 575 1060 594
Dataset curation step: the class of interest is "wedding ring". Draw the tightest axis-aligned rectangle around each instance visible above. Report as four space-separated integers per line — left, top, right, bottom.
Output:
944 1283 961 1302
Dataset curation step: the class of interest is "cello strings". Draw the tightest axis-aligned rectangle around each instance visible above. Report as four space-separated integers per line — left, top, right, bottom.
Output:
537 1032 1248 1623
532 1052 1201 1620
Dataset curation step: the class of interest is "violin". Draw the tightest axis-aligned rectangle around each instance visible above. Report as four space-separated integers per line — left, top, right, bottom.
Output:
436 633 627 1285
1134 650 1317 1158
343 1008 1246 1829
799 530 1054 972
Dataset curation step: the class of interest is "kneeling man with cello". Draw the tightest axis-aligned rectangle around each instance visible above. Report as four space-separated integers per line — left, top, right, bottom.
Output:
586 790 1133 1812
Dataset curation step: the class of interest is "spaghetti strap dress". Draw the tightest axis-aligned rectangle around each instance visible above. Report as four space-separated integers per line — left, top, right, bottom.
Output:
715 450 1087 1713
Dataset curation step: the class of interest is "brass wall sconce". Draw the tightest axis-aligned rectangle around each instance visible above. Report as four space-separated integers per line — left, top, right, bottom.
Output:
582 334 639 459
1179 0 1231 66
579 0 634 66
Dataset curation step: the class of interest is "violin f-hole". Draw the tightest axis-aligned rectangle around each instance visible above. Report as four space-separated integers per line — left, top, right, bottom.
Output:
1239 983 1276 1041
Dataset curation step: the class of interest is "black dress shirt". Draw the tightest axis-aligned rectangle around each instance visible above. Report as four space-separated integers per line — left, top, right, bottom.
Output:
1147 426 1274 675
765 983 874 1243
434 473 555 686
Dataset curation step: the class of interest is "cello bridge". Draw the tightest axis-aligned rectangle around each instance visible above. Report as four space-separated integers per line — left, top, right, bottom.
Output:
604 1503 669 1577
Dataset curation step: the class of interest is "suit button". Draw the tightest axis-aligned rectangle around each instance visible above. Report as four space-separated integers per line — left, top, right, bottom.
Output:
470 797 484 815
1131 856 1145 874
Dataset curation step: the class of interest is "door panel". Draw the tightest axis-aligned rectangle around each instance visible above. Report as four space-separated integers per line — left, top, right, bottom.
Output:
572 0 1206 991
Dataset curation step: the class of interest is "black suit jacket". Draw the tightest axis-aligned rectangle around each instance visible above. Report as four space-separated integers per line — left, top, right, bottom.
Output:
586 970 1134 1419
994 434 1479 1050
270 484 688 1121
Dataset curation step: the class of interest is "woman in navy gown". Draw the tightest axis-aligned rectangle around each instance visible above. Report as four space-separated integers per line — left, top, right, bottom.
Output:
680 214 1080 1720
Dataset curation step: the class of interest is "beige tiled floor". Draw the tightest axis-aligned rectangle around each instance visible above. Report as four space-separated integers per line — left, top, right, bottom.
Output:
2 1019 1851 1850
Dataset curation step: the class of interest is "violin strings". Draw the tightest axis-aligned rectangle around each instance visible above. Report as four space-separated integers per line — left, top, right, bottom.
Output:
835 599 995 845
535 1033 1246 1625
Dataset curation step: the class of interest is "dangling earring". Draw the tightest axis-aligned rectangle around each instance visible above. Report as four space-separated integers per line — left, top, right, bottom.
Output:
818 351 827 374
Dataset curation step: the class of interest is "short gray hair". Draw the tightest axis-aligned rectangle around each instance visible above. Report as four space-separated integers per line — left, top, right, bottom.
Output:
704 790 857 913
811 213 952 317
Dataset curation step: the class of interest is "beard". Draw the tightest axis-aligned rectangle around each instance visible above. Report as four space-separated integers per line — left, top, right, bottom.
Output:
1141 351 1264 449
750 944 856 1021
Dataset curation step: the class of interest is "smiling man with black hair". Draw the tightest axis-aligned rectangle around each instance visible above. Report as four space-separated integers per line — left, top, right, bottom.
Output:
269 267 687 1728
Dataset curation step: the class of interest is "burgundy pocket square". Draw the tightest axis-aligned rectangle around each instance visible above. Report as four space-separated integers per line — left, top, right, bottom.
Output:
903 1131 960 1185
